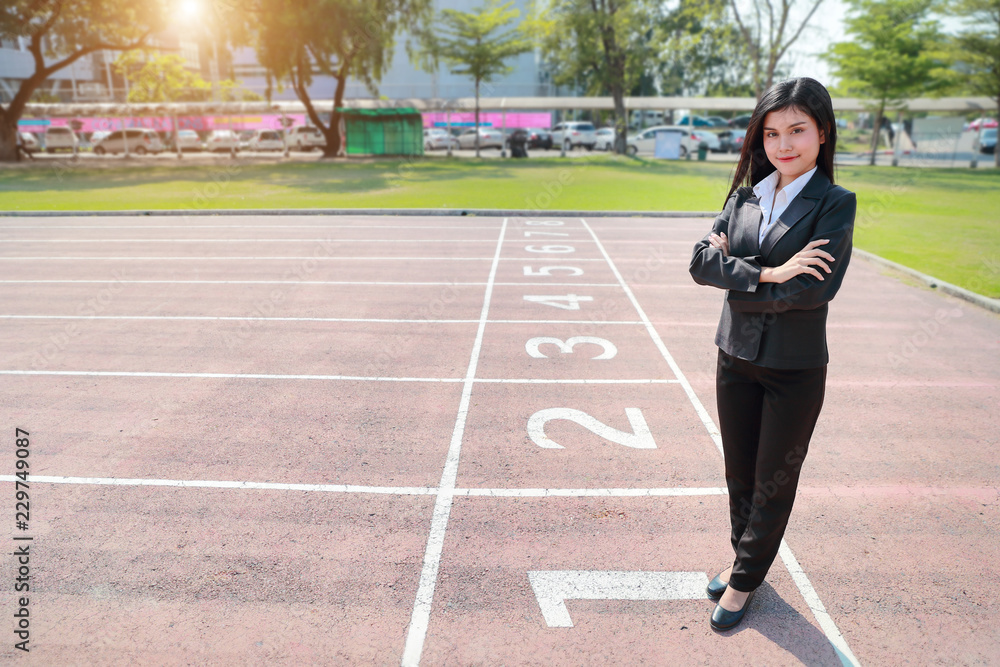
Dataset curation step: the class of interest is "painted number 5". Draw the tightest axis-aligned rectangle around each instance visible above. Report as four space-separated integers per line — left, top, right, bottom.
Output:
528 408 656 449
525 337 617 360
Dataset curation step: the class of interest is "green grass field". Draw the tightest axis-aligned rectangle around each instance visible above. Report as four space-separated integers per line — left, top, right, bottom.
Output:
1 155 998 297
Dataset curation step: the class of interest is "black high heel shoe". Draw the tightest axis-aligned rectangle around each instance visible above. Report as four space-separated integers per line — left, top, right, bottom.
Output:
710 589 755 630
706 571 728 600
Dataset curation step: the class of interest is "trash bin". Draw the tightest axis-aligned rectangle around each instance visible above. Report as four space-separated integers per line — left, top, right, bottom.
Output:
509 129 529 158
697 141 709 161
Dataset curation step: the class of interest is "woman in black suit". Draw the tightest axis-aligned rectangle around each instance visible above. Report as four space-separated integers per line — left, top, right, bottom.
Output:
689 77 857 630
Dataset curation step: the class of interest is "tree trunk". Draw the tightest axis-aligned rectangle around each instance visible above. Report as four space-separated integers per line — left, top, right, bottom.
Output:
612 84 626 155
0 112 19 162
869 101 885 167
474 78 481 159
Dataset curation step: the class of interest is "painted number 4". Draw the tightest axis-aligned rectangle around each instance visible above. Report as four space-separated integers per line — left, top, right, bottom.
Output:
523 294 593 310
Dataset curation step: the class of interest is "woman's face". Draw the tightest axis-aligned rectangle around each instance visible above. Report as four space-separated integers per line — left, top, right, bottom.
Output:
762 106 825 189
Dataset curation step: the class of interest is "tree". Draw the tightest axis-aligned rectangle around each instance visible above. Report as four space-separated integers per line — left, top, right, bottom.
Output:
656 0 757 98
949 0 1000 167
228 0 433 158
114 51 261 103
825 0 951 165
728 0 826 99
0 0 166 161
419 0 531 157
114 52 211 102
528 0 664 154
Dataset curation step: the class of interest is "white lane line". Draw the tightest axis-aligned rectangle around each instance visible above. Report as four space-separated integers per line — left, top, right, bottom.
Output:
0 315 644 325
0 370 463 382
779 542 861 666
0 475 436 495
0 224 503 230
0 370 679 385
0 475 729 498
0 280 620 288
474 379 680 384
582 219 861 667
0 238 503 243
0 315 480 323
0 256 609 262
581 219 723 457
458 487 727 497
0 256 498 261
401 219 507 667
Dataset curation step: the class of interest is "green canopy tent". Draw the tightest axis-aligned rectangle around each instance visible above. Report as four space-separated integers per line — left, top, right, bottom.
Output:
335 107 424 156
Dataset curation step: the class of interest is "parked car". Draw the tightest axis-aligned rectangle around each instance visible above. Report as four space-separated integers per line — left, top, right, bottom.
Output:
92 128 164 155
286 126 326 151
551 121 597 150
728 114 752 129
524 127 553 149
43 126 79 153
716 129 747 154
247 129 285 152
978 128 997 154
18 132 39 154
423 128 456 151
967 117 998 131
237 130 257 151
690 129 722 152
705 116 730 128
595 127 615 151
169 129 204 152
204 129 240 152
626 125 719 157
676 115 712 127
456 127 503 149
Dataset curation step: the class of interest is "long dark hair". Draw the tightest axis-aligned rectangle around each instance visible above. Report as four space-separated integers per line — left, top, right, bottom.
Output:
726 77 837 201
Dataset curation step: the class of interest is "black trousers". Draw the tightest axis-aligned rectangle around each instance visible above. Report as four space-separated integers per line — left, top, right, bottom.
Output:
716 349 827 592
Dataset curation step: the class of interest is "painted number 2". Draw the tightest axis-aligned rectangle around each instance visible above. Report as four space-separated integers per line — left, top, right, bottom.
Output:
528 408 656 450
525 337 617 360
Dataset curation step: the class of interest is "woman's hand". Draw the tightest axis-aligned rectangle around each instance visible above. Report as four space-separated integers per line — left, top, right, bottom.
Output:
709 232 729 256
760 239 835 284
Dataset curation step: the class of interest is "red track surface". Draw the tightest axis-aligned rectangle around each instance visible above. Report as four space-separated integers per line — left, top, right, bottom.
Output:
0 214 997 665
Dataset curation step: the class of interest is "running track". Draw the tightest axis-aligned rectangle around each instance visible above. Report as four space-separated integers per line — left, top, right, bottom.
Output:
0 214 997 665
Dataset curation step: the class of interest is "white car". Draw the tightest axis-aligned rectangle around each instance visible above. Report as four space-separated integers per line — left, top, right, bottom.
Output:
286 126 326 151
595 127 616 151
626 126 689 157
550 121 597 151
455 127 503 149
626 125 720 157
247 129 285 152
92 128 164 155
206 129 241 152
423 128 456 151
171 129 204 152
18 132 40 154
43 126 79 153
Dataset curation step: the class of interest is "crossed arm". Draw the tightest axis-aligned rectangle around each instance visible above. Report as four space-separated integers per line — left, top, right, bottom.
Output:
690 189 857 313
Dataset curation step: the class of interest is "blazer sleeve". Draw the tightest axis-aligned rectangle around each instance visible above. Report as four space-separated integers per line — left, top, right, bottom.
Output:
689 190 763 293
725 189 856 313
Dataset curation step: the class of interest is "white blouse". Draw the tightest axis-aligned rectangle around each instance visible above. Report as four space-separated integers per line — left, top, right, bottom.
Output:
752 165 818 246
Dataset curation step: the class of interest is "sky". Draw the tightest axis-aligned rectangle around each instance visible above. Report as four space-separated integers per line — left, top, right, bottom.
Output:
774 0 849 87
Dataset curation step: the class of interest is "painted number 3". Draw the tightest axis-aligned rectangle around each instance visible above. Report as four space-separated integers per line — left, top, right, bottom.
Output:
525 337 617 360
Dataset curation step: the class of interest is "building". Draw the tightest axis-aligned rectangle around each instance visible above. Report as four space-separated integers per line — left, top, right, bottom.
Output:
231 0 552 102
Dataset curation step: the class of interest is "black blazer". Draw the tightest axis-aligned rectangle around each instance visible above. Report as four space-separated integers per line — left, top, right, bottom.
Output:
689 170 857 369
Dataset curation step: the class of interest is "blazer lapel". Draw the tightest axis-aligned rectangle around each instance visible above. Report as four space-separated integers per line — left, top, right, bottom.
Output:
739 198 762 256
759 170 831 256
